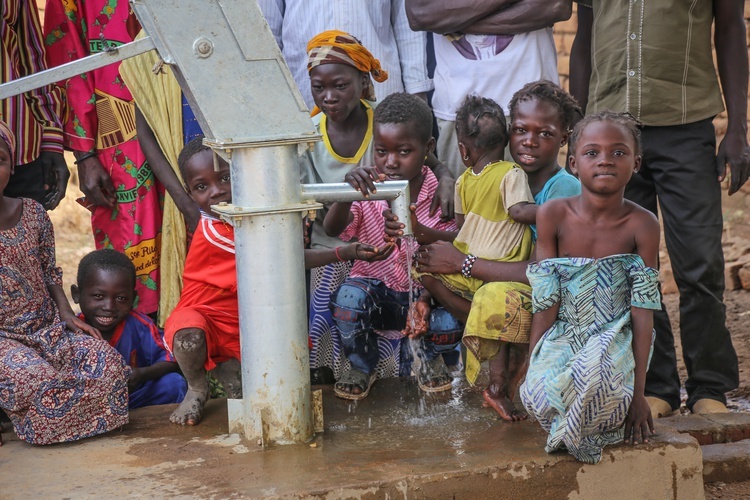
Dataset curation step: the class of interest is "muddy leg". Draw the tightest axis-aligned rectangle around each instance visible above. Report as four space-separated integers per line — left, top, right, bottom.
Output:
483 343 528 422
170 328 209 425
211 358 242 399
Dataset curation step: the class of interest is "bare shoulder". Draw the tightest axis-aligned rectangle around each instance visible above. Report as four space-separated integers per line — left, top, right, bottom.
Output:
539 196 576 221
624 200 659 233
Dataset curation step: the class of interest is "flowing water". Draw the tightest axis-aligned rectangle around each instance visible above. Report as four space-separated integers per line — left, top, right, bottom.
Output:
401 235 423 378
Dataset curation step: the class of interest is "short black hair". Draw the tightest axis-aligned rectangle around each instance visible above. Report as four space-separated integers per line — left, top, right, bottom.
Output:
569 110 643 156
508 80 582 132
177 136 211 181
373 92 433 143
455 95 508 151
77 249 136 289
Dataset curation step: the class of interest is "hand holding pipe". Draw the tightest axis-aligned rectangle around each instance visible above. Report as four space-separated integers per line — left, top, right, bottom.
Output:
300 181 413 236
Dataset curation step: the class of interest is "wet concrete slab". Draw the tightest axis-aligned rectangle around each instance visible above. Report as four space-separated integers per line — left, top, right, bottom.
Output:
0 378 704 499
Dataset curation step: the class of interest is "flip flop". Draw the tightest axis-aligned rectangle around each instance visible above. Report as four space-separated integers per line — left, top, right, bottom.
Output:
416 356 453 393
334 368 376 401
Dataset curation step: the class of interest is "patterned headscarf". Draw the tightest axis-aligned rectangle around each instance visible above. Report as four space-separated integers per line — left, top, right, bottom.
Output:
306 30 388 115
0 119 15 162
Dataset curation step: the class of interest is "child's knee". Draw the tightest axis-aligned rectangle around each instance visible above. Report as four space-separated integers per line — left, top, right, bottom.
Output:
427 307 463 348
173 328 206 351
331 280 375 331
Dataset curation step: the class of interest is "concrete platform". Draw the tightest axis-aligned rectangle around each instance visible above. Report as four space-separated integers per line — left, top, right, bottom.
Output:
0 378 703 499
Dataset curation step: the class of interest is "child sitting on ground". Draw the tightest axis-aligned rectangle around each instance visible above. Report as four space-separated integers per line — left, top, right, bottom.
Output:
73 249 187 409
506 80 582 239
0 119 129 445
324 92 458 400
520 111 660 464
406 95 535 420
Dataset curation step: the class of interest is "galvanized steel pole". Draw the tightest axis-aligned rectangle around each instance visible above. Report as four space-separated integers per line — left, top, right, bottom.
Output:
227 145 312 445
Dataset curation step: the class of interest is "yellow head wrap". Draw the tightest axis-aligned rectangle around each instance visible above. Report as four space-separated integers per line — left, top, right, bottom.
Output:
306 30 388 115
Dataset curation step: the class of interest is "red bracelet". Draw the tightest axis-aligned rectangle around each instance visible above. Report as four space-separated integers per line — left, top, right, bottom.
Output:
334 246 345 262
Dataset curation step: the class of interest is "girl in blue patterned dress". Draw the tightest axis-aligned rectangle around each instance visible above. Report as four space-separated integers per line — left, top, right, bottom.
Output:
520 111 661 464
0 120 129 445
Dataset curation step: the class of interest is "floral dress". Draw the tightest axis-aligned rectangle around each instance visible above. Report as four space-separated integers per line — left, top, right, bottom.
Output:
0 199 129 444
520 255 660 464
44 0 163 314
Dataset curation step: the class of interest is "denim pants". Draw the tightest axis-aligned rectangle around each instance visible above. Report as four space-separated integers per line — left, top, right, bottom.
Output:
331 277 463 376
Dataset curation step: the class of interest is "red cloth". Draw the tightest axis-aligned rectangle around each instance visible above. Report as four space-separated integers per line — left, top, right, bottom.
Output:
164 214 239 370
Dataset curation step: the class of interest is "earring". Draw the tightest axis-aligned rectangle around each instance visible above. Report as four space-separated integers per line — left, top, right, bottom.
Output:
463 155 469 161
424 155 428 160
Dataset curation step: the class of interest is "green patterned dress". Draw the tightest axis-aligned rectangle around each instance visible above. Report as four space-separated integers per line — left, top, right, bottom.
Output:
520 254 660 464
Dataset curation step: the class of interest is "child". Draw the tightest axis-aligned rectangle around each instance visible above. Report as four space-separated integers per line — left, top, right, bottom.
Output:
304 30 454 382
507 80 582 239
324 92 459 399
0 119 129 444
73 249 187 409
520 111 661 464
164 137 240 425
408 95 535 420
164 137 386 424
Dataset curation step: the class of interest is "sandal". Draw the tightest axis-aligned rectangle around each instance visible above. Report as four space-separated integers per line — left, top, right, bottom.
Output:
334 368 376 401
416 356 453 393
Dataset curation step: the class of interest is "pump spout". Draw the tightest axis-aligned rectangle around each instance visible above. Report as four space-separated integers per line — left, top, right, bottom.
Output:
300 180 412 236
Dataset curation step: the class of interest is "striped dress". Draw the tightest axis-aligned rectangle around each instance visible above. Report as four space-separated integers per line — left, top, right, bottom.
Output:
520 254 660 464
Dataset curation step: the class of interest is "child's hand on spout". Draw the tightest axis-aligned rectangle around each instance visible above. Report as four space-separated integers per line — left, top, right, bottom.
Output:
345 166 384 197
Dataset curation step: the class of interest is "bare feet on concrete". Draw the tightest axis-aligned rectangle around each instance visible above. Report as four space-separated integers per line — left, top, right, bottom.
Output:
170 386 209 425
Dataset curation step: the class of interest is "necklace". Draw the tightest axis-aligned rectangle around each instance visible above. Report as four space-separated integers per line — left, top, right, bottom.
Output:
471 160 497 176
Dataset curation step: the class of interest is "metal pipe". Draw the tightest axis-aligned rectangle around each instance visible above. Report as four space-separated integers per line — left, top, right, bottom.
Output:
301 181 413 236
229 145 312 445
0 37 156 100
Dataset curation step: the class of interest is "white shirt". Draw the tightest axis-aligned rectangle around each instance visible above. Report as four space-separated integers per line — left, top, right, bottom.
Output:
258 0 433 110
432 29 559 121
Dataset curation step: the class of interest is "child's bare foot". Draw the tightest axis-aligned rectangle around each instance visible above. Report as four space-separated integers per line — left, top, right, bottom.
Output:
170 387 209 425
171 328 210 425
482 388 527 421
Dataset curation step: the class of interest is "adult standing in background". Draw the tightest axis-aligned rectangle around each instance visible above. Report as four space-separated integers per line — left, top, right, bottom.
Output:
405 0 572 178
258 0 433 109
44 0 163 317
570 0 749 416
1 0 69 209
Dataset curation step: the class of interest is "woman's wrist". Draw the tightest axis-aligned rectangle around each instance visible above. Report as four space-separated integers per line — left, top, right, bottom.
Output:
74 150 98 164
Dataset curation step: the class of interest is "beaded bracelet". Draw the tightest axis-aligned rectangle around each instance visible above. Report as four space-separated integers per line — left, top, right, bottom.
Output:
461 254 477 278
74 151 98 165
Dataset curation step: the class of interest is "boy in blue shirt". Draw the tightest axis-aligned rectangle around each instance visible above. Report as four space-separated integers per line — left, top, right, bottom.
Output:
73 249 187 409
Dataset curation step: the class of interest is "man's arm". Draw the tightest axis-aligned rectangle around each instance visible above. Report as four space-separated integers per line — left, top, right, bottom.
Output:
405 0 571 36
569 4 593 112
460 0 572 35
714 0 750 195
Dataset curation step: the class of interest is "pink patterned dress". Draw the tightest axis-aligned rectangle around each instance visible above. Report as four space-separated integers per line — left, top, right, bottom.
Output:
44 0 163 314
0 199 129 445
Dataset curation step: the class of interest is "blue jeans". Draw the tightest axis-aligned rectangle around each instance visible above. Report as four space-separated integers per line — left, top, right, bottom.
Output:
331 278 463 375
